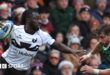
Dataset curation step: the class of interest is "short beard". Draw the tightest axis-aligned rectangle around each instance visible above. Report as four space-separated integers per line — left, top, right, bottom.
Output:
32 24 40 31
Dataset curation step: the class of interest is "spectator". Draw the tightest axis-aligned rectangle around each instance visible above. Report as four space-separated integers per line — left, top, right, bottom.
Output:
21 0 39 25
66 24 83 42
24 0 38 9
43 49 62 75
88 35 99 51
44 0 56 9
12 7 26 25
89 17 100 33
50 0 75 33
79 6 91 21
103 9 110 26
87 56 100 69
77 7 92 49
58 60 74 75
63 36 82 73
72 0 85 20
85 33 99 49
67 36 81 50
78 7 91 37
55 32 64 43
29 63 45 75
79 56 100 75
73 0 84 13
91 0 107 23
39 7 54 33
0 2 12 21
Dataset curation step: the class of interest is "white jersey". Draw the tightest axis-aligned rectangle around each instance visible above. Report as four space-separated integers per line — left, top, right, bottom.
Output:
2 25 55 71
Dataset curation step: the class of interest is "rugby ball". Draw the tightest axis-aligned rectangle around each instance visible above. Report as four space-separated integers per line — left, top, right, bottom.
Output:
0 21 13 39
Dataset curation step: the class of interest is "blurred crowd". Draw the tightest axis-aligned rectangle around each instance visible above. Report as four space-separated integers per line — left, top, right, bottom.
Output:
0 0 110 75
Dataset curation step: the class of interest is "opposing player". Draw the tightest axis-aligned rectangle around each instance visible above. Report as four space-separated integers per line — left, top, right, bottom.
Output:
80 25 110 75
0 11 82 75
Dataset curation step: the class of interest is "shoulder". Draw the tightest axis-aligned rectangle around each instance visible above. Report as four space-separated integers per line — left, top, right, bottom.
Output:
13 25 24 32
38 29 50 36
13 25 24 29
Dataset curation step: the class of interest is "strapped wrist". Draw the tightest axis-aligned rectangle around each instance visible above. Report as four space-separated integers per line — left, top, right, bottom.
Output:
93 69 100 75
86 52 92 58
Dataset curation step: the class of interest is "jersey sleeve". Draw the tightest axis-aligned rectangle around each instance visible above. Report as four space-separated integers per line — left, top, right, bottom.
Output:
45 33 55 45
40 30 55 45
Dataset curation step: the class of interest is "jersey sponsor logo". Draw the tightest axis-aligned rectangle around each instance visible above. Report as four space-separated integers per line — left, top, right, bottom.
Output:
11 39 40 51
16 35 22 39
18 51 35 57
32 38 37 43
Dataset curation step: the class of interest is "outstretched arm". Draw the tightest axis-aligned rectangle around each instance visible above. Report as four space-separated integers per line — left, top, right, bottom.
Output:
52 41 83 54
99 69 110 75
80 42 100 62
91 42 101 54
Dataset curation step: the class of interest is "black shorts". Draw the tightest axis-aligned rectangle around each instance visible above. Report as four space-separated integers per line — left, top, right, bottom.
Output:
0 57 27 75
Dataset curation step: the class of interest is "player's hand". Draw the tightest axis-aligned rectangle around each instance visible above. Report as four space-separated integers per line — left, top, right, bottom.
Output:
80 65 94 74
80 54 90 63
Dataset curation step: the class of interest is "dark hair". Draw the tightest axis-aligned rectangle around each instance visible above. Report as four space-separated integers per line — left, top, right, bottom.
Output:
97 25 110 35
21 9 39 25
31 66 42 72
52 31 64 39
88 33 98 48
39 7 50 14
102 26 110 35
103 9 110 18
29 64 44 75
79 7 91 14
67 23 80 33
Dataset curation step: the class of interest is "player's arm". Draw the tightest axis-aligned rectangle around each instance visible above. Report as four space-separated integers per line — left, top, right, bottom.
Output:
80 42 100 62
91 42 101 54
45 32 82 54
99 69 110 75
86 42 100 55
52 41 83 54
